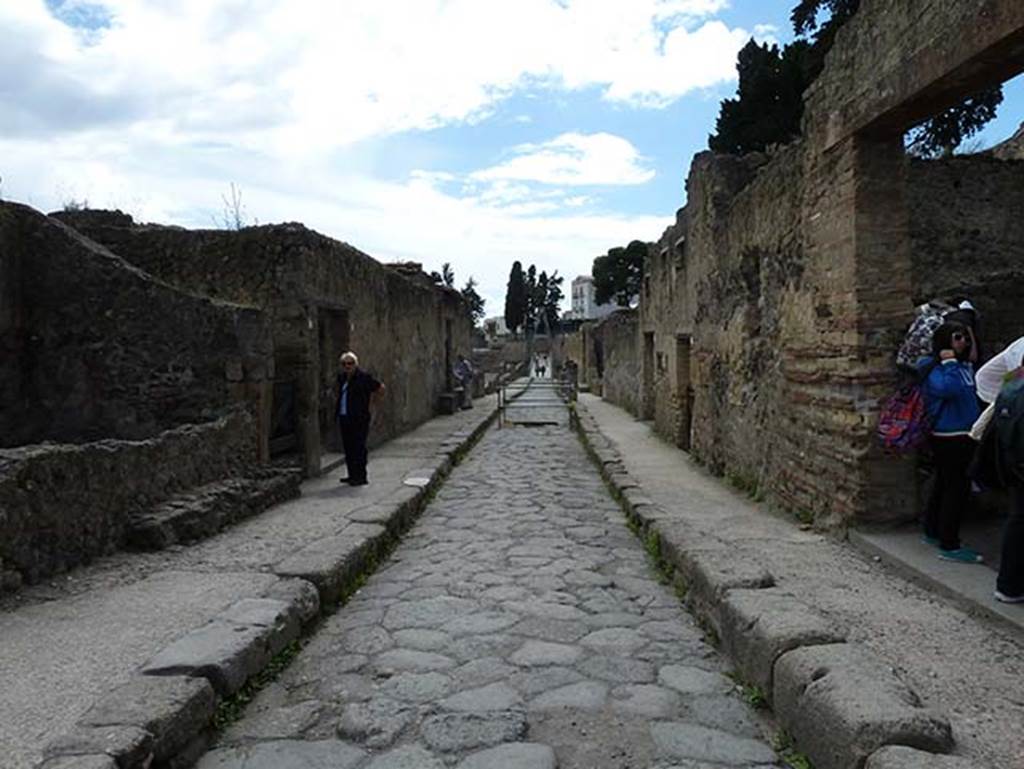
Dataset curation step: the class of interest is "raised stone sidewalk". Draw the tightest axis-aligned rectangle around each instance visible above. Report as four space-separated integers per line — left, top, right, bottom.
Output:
576 394 1023 769
2 396 499 769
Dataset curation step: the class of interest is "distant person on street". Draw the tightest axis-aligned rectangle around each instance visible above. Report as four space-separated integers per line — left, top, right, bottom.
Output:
921 321 981 563
336 351 384 486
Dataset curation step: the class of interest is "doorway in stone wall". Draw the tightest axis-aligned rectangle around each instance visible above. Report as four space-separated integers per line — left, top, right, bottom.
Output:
675 334 693 451
896 73 1024 568
642 332 655 420
270 347 302 457
445 318 453 391
853 34 1024 580
318 306 350 453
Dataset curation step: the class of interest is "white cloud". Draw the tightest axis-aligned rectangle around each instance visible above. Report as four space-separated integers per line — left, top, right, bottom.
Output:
753 23 780 46
471 132 655 186
1 0 752 149
0 0 761 314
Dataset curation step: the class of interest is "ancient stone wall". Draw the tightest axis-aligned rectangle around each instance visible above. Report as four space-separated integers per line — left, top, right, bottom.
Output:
56 212 473 473
0 204 273 450
908 156 1024 353
686 147 805 492
641 208 692 447
0 409 256 587
594 310 640 416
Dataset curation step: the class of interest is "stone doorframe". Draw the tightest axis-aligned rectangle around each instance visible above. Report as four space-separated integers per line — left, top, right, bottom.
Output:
797 1 1024 525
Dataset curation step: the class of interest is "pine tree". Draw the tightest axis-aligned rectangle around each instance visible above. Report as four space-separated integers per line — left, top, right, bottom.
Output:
504 261 526 338
461 277 485 326
593 240 646 307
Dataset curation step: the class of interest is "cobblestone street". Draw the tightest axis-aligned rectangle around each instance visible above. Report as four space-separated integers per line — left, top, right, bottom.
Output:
198 394 778 768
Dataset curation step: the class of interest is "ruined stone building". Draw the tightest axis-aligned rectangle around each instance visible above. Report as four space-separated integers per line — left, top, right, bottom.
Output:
0 203 471 588
579 0 1024 528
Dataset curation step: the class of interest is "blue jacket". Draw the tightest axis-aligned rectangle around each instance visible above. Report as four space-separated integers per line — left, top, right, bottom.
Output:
921 357 979 435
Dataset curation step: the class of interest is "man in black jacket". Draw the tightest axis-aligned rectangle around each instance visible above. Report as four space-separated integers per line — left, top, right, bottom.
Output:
336 351 385 485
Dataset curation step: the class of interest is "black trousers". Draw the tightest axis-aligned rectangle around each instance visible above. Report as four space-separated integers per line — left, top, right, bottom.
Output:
924 434 975 550
998 488 1024 596
338 415 371 482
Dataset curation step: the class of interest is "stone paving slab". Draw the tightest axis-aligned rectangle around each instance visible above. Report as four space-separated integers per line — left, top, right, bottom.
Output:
578 394 1012 769
0 398 497 769
193 386 779 768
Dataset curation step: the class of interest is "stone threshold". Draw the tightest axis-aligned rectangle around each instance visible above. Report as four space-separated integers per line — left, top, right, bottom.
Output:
849 526 1024 639
37 403 501 769
569 400 984 769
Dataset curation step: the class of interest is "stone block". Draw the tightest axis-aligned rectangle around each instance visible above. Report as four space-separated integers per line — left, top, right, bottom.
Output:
865 745 985 768
655 531 774 629
38 756 118 769
717 587 844 695
773 644 954 769
43 724 153 769
196 739 366 769
142 620 274 696
78 674 215 761
261 578 321 625
608 471 639 490
220 597 302 656
621 487 654 513
274 523 386 605
630 503 664 529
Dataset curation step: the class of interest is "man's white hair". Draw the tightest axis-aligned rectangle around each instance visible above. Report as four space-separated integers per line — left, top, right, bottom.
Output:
339 351 359 365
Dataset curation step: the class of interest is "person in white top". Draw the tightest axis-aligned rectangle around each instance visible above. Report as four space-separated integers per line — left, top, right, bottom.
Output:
973 336 1024 603
976 336 1024 404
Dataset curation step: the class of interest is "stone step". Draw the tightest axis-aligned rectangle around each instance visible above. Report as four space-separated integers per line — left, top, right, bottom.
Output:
126 469 302 551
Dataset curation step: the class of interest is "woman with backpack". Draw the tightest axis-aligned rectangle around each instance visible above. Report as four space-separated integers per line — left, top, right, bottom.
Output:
922 321 982 563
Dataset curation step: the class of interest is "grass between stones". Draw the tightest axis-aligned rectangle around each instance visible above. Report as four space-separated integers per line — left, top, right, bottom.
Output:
210 407 497 734
772 730 815 769
724 672 769 711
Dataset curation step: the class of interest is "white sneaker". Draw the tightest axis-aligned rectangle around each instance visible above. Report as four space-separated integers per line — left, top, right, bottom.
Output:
994 590 1024 604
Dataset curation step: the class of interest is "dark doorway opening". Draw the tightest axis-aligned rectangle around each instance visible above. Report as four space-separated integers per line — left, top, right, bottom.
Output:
642 332 655 420
318 307 350 453
676 334 693 451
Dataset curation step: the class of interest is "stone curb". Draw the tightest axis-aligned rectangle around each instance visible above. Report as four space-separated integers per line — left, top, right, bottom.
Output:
39 403 500 769
569 401 979 769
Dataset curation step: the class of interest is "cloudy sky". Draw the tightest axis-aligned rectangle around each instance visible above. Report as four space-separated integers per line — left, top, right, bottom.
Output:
3 1 1022 315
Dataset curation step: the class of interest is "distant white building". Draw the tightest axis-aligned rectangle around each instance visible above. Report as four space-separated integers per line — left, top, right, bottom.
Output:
483 315 510 340
567 275 617 320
